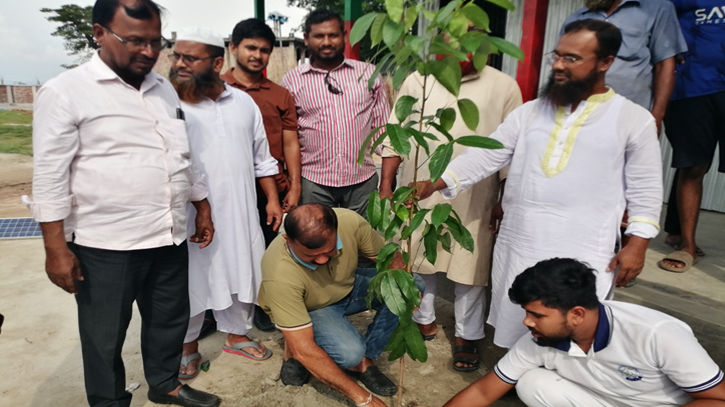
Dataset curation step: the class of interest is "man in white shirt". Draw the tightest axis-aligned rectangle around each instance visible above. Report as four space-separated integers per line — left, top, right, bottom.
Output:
413 19 663 349
25 1 219 406
443 257 725 406
168 27 282 379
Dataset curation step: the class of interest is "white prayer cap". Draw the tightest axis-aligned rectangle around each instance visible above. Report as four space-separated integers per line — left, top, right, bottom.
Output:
176 27 225 48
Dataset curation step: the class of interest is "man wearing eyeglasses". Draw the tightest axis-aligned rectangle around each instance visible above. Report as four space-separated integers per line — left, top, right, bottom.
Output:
281 9 390 218
411 20 663 350
168 26 282 382
24 1 220 406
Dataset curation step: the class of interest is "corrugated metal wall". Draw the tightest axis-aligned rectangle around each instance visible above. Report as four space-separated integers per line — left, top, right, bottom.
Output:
502 0 724 212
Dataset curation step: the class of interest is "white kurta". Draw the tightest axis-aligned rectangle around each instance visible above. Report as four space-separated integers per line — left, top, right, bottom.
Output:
383 69 522 286
441 89 663 348
183 84 278 316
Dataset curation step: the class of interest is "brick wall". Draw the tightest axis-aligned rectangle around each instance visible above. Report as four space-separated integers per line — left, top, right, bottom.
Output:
13 87 35 104
0 86 8 103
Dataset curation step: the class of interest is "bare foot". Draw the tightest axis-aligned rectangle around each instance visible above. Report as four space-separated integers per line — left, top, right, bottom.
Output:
453 337 479 370
226 333 267 358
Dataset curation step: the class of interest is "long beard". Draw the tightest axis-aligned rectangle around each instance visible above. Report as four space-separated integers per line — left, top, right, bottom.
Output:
169 66 222 104
585 0 618 11
541 67 600 107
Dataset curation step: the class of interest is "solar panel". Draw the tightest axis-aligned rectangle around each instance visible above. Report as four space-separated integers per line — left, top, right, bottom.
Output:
0 217 42 239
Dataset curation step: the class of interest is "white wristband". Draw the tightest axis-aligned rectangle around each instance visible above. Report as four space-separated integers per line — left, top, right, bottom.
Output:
356 393 373 407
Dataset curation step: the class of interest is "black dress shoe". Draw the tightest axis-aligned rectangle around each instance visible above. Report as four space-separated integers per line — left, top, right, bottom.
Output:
147 384 220 407
349 365 397 397
281 358 310 386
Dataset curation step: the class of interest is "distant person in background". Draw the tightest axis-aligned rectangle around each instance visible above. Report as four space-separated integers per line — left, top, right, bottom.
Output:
222 18 301 332
281 9 390 217
658 0 725 273
25 1 220 406
169 27 281 379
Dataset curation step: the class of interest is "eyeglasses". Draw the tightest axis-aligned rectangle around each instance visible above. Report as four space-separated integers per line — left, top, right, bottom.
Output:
324 71 343 95
102 26 168 52
168 52 216 65
546 51 596 66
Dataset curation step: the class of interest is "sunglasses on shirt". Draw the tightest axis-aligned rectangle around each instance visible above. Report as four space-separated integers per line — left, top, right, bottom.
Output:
324 71 344 95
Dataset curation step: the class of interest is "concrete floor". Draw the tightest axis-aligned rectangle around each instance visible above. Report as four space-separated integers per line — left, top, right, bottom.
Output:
0 206 722 407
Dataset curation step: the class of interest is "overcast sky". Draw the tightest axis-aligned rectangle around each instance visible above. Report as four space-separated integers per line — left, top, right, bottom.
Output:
0 0 309 84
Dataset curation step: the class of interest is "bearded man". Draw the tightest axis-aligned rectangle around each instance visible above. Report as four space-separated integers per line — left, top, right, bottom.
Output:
412 19 663 349
169 27 282 379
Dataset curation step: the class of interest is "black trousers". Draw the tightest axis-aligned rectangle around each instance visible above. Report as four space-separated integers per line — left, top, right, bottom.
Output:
70 241 189 407
256 183 286 247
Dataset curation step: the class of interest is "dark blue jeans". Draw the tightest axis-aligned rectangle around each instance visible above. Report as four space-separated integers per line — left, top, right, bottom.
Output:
308 267 425 369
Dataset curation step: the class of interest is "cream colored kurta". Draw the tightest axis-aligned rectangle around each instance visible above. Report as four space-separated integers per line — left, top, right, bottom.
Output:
382 68 522 286
441 89 663 348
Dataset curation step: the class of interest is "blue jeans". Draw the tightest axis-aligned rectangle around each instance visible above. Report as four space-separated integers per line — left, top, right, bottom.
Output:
308 267 425 369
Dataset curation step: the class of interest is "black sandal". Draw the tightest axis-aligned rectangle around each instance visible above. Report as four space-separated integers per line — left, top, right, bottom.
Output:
453 345 480 372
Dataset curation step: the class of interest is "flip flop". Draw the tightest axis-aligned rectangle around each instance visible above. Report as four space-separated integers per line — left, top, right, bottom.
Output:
223 340 272 361
665 240 705 257
657 250 699 273
453 345 480 372
178 352 201 380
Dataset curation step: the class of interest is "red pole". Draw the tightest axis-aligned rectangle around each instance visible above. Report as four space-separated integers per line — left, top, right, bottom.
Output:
344 21 361 60
516 0 549 102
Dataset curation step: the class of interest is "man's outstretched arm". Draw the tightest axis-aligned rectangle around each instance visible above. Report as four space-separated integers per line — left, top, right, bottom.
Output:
443 371 513 407
282 327 387 407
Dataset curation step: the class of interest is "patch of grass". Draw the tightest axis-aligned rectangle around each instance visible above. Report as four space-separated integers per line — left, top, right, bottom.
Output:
0 110 33 156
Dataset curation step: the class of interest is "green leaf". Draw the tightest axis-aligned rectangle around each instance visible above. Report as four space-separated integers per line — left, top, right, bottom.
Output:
421 8 436 24
406 128 430 156
460 32 484 53
462 4 490 32
429 143 454 182
379 197 393 232
439 107 456 132
438 232 452 252
405 35 426 55
376 242 400 271
454 135 504 149
367 52 393 90
400 208 430 240
428 57 461 97
384 325 406 351
392 45 413 66
393 63 411 90
431 203 453 227
350 13 379 46
457 99 480 131
435 0 460 25
357 125 385 165
395 205 410 221
473 52 488 72
488 36 524 61
445 216 474 252
404 319 428 362
485 0 516 11
366 272 385 308
385 216 404 240
388 341 407 361
387 124 412 158
367 190 382 228
383 20 404 47
404 6 418 30
381 272 407 316
395 95 418 124
200 360 210 372
371 13 388 46
392 186 415 202
448 12 469 38
429 40 469 61
393 269 420 307
427 122 455 142
423 225 438 264
385 0 404 22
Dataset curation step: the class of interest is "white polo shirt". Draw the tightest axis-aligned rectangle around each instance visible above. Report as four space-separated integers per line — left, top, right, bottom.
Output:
495 301 724 406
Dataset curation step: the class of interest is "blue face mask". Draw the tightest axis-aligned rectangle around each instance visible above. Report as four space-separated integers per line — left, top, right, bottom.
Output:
288 235 343 270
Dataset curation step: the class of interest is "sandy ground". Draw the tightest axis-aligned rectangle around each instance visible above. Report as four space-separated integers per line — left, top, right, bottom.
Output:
0 152 523 407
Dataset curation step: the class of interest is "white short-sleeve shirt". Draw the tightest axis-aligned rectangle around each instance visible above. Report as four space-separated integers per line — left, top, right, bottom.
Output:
495 301 723 406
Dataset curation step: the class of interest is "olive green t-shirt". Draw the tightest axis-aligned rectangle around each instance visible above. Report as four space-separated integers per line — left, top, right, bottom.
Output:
258 208 385 329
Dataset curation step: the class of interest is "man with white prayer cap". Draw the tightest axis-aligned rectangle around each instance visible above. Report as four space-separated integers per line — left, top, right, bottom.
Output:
169 26 283 379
